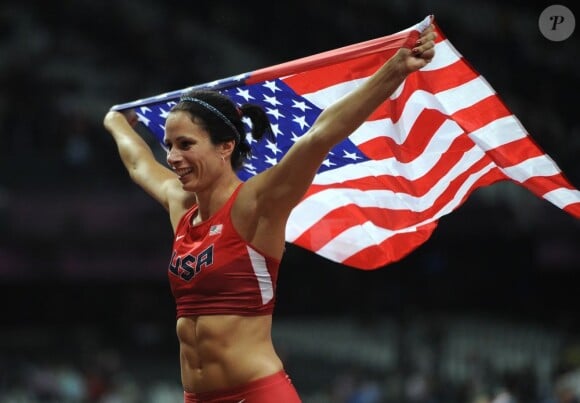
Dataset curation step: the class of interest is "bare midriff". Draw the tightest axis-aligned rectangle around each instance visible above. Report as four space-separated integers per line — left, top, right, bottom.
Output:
176 314 284 393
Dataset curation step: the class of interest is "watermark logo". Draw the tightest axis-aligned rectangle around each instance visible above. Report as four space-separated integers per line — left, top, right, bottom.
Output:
539 5 575 41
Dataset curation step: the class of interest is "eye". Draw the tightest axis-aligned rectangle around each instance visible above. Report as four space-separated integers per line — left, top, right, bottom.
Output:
178 140 193 149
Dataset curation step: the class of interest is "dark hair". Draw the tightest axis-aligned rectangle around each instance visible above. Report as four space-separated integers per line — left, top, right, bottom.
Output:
170 89 273 171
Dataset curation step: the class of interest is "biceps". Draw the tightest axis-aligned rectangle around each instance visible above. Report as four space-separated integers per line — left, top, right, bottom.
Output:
261 134 329 210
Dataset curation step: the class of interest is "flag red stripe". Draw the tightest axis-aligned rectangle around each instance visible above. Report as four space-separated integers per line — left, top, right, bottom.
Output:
249 29 416 87
282 52 396 95
523 174 580 196
453 96 512 133
485 137 547 168
416 59 479 94
562 202 580 217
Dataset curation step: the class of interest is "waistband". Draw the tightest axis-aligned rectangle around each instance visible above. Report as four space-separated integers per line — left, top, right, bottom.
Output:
184 370 291 402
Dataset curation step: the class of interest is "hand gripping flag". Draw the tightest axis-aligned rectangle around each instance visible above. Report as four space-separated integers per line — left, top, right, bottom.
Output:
112 15 580 270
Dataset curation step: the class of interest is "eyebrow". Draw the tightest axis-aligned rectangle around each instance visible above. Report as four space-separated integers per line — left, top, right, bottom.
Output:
163 135 194 143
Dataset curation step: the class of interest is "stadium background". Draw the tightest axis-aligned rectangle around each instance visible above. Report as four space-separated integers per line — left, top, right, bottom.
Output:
0 1 579 401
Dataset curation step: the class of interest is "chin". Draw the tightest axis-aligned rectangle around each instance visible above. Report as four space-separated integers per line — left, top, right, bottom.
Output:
181 181 199 193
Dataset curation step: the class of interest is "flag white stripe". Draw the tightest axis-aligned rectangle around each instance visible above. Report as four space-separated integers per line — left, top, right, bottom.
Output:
303 78 364 110
501 155 562 183
468 116 528 150
543 188 580 209
421 39 462 71
435 77 496 115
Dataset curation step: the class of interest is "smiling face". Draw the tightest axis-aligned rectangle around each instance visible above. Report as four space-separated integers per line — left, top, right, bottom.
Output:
164 111 225 192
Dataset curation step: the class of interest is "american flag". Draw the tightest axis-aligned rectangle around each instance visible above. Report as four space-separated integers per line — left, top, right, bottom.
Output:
112 15 580 270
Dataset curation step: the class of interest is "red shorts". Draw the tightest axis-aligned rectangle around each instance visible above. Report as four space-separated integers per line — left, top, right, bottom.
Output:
183 370 301 403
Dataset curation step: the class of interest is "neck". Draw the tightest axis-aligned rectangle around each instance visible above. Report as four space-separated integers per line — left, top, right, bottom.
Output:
194 174 241 223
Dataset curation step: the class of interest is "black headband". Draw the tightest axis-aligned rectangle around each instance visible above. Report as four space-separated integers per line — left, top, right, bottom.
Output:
180 96 241 143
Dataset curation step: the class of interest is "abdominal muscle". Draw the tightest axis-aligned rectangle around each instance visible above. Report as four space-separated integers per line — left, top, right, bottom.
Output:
177 314 284 393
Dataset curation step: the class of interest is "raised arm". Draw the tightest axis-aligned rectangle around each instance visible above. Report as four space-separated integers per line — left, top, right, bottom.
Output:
255 24 437 216
103 110 192 226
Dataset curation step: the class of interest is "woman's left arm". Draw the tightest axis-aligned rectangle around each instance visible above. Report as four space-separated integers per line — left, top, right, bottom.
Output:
253 24 437 216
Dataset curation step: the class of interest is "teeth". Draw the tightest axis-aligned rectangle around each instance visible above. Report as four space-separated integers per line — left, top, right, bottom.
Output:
177 168 193 177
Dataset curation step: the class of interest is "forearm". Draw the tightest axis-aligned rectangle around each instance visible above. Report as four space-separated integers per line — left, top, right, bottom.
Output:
104 111 156 174
118 136 157 176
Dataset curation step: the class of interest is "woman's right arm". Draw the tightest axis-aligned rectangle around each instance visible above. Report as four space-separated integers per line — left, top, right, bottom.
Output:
103 110 188 220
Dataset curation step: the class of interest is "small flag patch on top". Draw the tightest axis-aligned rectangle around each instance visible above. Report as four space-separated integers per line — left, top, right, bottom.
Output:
209 224 223 236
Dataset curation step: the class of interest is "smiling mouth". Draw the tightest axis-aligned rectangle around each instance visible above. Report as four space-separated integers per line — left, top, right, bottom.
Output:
175 168 193 178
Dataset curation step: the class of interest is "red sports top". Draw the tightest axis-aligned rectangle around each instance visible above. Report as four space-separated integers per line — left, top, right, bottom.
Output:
168 184 280 318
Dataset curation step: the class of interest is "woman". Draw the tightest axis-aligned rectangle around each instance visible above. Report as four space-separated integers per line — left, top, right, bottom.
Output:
103 24 436 403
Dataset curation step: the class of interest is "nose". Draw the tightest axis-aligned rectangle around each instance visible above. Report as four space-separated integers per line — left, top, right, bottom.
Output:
166 147 182 167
